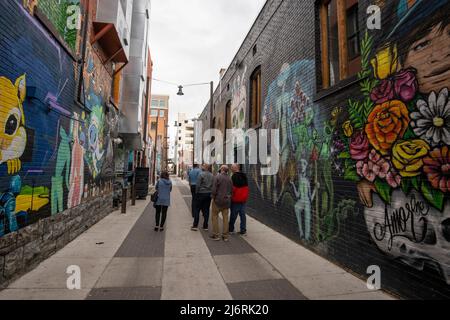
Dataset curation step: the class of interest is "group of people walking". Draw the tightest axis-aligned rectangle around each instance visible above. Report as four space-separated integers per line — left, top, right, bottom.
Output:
151 163 249 242
189 163 249 242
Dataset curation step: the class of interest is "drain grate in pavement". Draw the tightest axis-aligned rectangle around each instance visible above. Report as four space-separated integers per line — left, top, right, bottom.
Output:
227 279 308 300
115 202 165 258
86 287 161 300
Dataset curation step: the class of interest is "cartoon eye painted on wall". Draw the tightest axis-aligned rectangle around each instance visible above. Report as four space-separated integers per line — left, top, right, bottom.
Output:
4 108 21 136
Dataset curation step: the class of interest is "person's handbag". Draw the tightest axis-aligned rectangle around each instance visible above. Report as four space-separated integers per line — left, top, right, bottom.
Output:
151 190 159 203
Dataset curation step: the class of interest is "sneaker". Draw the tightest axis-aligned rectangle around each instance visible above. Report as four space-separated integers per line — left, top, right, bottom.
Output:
223 237 229 242
209 235 220 241
191 227 199 231
239 231 247 236
154 227 160 232
160 227 165 232
229 231 236 235
203 227 209 231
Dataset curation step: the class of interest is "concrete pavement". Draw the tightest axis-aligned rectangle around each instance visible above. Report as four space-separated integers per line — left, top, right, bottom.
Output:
0 177 396 300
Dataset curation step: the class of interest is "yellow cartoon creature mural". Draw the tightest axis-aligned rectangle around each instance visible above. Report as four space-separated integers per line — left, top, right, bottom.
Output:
0 75 27 175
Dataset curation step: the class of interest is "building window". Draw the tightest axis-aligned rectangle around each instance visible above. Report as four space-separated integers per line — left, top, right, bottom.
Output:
319 0 361 89
159 110 165 117
250 66 262 127
346 3 361 75
347 4 360 60
151 100 159 107
225 100 232 130
150 109 158 117
159 100 166 108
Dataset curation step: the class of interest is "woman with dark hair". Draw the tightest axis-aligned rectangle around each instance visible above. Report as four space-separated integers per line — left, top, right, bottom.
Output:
389 0 450 94
154 171 172 232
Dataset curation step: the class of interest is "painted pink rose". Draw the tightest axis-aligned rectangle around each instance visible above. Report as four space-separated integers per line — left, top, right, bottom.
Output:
370 79 395 104
356 150 392 182
350 131 370 161
394 68 418 102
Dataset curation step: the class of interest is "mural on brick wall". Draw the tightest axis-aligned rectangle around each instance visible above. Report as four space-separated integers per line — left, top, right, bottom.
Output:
0 1 115 236
245 0 450 286
332 0 450 284
231 66 247 129
23 0 81 51
256 60 358 243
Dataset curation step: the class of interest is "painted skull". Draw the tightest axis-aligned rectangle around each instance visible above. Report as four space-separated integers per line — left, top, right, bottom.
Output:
365 189 450 284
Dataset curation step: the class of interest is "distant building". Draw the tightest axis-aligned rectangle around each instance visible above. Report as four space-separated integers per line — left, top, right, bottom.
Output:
174 113 195 177
149 94 169 183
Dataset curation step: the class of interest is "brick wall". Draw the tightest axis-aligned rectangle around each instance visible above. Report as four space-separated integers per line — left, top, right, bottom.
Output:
0 0 117 285
200 0 450 299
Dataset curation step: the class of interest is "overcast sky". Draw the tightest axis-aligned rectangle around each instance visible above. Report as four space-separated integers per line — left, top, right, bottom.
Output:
149 0 266 156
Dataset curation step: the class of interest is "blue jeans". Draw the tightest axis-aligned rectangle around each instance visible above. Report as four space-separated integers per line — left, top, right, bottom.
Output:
229 202 246 233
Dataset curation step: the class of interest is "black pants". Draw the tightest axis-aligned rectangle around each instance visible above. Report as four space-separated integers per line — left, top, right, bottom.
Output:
190 185 197 218
193 193 211 229
155 205 168 227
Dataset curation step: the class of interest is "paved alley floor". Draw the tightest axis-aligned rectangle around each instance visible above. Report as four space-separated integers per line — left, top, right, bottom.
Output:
0 178 395 300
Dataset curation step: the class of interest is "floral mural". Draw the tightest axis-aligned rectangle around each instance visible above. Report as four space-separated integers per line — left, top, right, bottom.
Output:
333 0 450 284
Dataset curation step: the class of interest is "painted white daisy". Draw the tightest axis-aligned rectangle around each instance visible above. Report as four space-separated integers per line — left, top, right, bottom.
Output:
410 88 450 146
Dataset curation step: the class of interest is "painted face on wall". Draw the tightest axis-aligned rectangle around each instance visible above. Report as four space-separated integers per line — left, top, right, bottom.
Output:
403 23 450 93
0 75 27 174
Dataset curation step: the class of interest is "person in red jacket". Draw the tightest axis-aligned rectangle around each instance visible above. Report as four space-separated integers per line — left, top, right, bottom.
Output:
229 163 249 235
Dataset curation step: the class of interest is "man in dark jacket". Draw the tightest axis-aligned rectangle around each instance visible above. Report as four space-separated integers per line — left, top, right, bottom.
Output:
229 164 249 235
210 165 233 241
191 164 213 231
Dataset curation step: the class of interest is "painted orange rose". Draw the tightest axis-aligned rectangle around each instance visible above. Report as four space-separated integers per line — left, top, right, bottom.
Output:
365 100 410 155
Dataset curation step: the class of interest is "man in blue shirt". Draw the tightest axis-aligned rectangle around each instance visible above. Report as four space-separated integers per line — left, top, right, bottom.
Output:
188 164 202 217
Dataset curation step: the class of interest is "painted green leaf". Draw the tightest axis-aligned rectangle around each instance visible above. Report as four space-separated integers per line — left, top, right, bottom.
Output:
401 178 412 195
375 179 392 204
403 127 417 140
411 176 421 191
344 167 361 182
338 151 351 159
421 180 444 211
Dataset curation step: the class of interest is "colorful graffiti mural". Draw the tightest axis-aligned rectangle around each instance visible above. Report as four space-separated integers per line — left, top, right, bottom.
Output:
231 66 247 129
243 0 450 287
332 0 450 284
24 0 81 51
0 0 116 237
255 60 355 243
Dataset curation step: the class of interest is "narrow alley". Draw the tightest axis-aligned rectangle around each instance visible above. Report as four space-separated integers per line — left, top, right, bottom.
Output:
0 177 393 300
1 0 450 306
